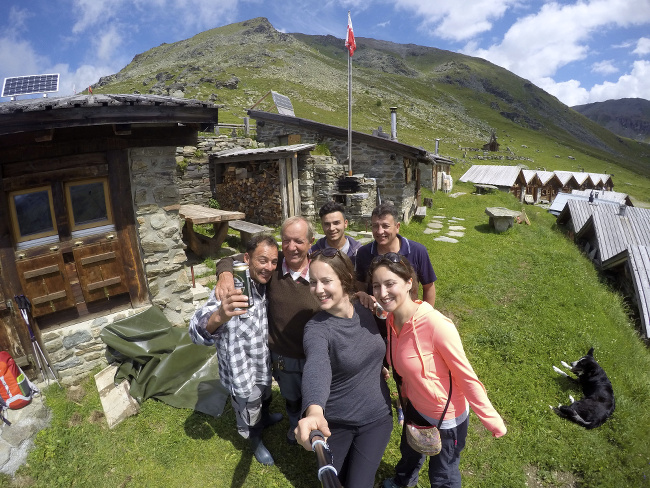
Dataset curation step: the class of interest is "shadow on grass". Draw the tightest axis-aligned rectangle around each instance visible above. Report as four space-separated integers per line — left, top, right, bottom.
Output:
473 223 494 234
183 406 257 488
182 394 317 488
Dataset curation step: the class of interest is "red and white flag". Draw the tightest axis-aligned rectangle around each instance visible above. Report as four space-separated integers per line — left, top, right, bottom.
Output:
345 12 356 57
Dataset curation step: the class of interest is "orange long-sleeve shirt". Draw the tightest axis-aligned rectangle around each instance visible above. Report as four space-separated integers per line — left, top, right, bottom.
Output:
387 301 506 437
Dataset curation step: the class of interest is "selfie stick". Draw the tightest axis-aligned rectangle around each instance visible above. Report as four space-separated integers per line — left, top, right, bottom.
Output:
309 430 342 488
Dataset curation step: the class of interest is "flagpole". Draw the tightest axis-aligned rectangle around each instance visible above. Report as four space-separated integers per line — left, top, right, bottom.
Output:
348 49 352 176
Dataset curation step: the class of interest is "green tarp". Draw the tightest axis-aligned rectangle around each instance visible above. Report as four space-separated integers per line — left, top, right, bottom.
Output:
99 305 228 418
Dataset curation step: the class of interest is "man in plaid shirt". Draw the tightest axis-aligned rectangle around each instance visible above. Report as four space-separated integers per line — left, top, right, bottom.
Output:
189 234 281 466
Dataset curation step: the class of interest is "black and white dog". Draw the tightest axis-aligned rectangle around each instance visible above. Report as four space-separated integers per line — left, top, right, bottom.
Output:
550 347 615 429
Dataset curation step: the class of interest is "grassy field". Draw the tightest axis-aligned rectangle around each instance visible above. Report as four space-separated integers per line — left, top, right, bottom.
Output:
5 183 650 488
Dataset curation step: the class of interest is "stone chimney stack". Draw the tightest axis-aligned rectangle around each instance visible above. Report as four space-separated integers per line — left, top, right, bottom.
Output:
390 107 397 141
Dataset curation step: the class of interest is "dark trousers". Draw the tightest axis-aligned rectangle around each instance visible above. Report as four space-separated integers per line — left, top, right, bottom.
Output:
327 413 393 488
393 416 469 488
271 352 305 432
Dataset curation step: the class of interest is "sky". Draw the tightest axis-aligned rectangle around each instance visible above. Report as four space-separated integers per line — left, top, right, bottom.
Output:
1 0 649 107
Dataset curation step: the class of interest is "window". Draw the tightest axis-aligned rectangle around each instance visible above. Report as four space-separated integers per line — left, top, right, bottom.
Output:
9 186 58 243
65 178 113 231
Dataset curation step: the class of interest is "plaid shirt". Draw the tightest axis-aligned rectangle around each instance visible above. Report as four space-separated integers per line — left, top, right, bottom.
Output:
189 282 271 399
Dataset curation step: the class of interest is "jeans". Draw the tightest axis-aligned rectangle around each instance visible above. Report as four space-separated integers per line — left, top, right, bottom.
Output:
393 416 469 488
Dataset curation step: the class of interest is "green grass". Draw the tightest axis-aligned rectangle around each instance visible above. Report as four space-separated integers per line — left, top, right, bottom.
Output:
6 183 650 487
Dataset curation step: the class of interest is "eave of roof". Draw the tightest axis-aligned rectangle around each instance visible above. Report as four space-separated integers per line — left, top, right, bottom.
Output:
0 94 219 136
210 143 316 163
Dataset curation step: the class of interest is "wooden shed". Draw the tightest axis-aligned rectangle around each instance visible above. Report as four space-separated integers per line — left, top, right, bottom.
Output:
0 94 217 375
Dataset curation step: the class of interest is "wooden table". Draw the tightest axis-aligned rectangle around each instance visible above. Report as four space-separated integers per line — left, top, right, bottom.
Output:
179 204 245 257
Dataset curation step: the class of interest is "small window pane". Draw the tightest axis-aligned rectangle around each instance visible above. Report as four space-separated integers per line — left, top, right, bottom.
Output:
13 190 55 237
69 181 108 227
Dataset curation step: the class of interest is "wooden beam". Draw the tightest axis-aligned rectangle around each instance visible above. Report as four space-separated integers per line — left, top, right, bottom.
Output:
291 154 301 216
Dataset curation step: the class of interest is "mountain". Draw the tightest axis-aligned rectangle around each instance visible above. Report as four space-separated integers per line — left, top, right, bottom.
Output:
93 17 650 204
572 98 650 144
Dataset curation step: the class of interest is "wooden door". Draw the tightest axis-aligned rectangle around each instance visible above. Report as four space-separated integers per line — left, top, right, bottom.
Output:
73 241 128 303
15 253 76 317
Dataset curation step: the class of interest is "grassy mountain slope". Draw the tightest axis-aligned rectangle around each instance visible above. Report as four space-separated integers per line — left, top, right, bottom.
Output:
94 17 650 204
573 98 650 144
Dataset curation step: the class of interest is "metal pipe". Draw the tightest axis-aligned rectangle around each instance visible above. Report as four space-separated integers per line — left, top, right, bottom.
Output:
390 107 398 141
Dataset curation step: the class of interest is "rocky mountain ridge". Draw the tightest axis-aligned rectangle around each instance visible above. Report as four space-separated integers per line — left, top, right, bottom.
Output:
573 98 650 143
91 17 650 202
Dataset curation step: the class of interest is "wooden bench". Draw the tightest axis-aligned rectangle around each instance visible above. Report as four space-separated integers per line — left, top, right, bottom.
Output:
229 220 274 246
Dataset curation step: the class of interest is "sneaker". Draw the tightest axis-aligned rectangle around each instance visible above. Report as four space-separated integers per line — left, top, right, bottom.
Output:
286 427 298 446
382 479 402 488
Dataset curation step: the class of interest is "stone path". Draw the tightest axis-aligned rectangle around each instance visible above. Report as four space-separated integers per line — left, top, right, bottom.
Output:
421 214 466 243
0 379 52 476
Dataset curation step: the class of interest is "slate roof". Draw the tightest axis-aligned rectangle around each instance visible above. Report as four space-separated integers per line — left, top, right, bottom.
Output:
211 143 316 163
248 109 453 166
0 94 219 135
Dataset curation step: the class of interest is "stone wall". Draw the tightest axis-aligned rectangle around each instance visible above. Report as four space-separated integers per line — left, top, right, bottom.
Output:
41 307 148 386
176 135 260 206
256 121 417 221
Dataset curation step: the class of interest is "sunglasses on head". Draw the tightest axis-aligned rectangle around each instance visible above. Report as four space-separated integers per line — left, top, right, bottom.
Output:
310 248 344 259
371 252 404 265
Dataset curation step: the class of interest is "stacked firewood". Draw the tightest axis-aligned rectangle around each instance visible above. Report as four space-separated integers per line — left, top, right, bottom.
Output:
215 161 282 225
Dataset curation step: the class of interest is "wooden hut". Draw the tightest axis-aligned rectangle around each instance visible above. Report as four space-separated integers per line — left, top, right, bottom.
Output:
0 94 217 381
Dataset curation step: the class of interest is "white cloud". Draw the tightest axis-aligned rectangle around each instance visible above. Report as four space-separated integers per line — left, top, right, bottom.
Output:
72 0 122 34
392 0 516 42
541 60 650 105
377 20 390 28
588 60 650 101
460 0 650 104
93 25 124 64
634 37 650 56
591 60 618 75
0 37 46 83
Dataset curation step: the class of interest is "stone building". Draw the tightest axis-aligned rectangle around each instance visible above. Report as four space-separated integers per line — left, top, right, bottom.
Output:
249 109 451 222
0 94 217 385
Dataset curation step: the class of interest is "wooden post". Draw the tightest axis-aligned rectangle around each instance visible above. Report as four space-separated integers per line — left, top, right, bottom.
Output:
278 158 289 221
291 154 301 216
244 117 249 136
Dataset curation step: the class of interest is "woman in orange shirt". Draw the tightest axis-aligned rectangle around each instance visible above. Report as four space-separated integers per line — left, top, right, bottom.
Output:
369 253 506 488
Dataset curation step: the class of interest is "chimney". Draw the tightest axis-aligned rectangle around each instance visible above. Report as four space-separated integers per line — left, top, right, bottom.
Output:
619 204 627 217
435 138 440 156
390 107 398 141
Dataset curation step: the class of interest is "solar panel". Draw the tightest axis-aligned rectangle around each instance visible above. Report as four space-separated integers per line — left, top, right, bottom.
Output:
271 91 295 116
2 73 60 98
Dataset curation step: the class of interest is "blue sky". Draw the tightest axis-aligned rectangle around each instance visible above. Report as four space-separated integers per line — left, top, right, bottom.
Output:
1 0 649 106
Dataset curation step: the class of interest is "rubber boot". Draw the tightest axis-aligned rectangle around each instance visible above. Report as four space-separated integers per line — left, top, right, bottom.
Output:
261 396 283 428
249 435 274 466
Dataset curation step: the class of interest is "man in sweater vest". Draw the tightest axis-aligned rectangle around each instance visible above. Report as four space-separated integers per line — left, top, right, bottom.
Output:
215 216 320 445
